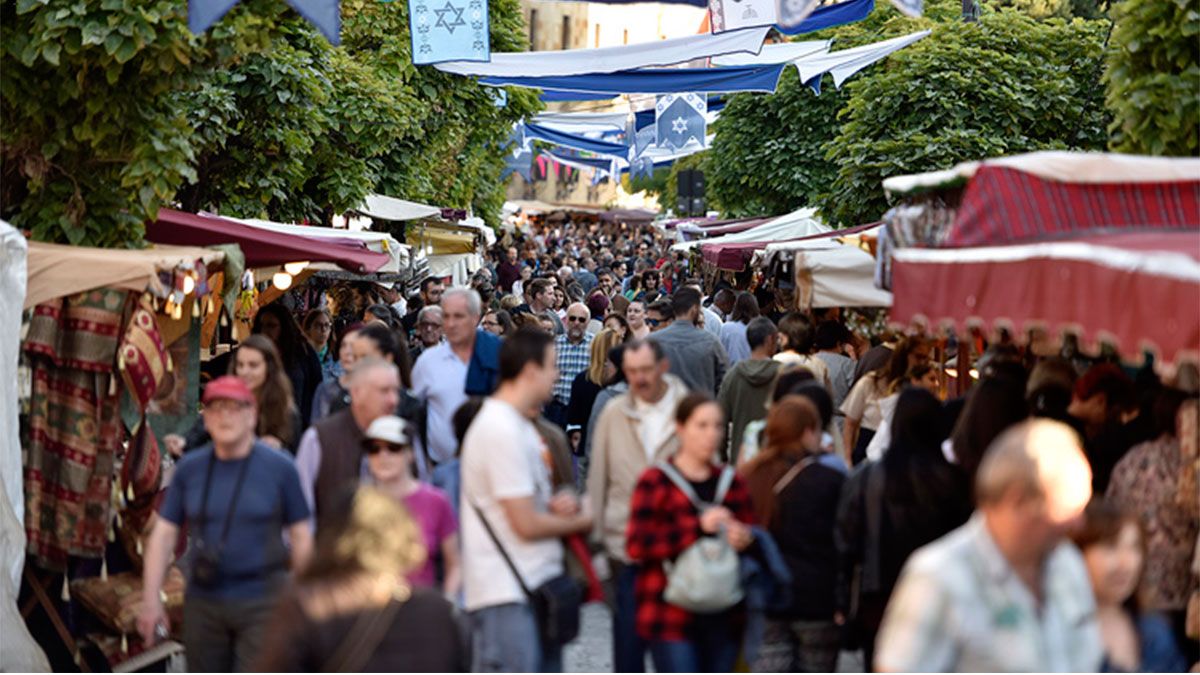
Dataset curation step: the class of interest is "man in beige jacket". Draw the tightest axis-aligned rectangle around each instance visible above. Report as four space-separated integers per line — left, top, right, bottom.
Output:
587 339 689 672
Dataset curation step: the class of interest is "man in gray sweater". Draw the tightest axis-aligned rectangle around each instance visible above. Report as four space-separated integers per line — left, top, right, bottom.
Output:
649 287 729 394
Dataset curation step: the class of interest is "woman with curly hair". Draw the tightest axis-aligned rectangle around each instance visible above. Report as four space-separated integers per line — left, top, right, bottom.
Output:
256 486 468 672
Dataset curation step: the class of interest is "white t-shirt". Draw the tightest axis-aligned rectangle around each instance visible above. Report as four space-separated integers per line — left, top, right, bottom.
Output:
841 374 886 431
460 398 563 611
633 392 675 461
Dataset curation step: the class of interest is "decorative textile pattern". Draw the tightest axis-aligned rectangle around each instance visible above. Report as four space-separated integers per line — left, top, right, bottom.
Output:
946 166 1200 247
656 93 707 152
118 422 163 560
24 289 129 571
72 566 186 636
709 0 777 32
119 299 168 412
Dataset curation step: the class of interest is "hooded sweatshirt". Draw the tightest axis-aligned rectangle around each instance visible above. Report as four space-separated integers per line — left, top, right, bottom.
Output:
718 358 782 463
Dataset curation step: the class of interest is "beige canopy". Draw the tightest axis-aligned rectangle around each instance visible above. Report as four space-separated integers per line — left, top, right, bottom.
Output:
25 241 226 309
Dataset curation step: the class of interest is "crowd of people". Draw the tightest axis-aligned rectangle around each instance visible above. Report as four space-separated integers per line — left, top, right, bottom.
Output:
136 218 1199 673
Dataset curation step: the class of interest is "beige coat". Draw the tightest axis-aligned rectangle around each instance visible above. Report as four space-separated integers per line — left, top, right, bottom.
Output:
587 374 689 562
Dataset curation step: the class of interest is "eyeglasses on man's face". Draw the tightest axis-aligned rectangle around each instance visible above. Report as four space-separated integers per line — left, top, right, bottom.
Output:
567 316 589 324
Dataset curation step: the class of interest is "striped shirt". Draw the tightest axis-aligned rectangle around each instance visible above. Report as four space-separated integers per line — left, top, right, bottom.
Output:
553 333 593 405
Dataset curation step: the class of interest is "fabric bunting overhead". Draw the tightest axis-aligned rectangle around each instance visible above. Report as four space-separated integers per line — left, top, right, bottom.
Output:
481 63 788 95
710 0 777 32
776 0 874 34
409 0 490 64
522 123 631 156
532 111 631 133
711 39 831 66
656 93 707 151
794 30 930 89
436 26 770 77
189 0 340 43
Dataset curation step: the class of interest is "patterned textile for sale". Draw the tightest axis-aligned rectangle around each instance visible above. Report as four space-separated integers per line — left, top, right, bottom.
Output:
24 289 130 571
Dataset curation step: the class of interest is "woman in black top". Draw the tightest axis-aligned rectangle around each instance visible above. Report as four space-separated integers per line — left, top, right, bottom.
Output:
835 388 971 671
253 304 323 428
256 487 468 672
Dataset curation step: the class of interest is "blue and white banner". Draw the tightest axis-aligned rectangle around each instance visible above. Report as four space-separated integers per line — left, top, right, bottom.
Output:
481 63 786 95
656 93 707 152
503 146 534 181
776 0 820 31
410 0 489 65
709 0 777 32
190 0 340 43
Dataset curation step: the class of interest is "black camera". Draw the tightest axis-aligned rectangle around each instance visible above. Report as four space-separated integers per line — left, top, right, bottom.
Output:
191 544 222 589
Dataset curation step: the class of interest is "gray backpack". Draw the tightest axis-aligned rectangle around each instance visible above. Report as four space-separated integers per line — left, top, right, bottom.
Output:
655 462 743 614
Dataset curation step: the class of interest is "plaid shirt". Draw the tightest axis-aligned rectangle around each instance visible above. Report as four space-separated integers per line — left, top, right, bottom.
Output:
553 332 593 405
624 462 756 642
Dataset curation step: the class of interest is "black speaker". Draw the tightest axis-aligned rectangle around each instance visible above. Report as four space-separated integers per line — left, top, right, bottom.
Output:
677 169 705 216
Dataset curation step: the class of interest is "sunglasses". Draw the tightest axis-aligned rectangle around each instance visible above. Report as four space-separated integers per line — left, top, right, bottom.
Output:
567 316 589 324
366 441 408 455
645 318 661 327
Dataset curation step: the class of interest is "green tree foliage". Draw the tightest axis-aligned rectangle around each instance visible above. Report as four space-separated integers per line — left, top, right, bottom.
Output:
818 8 1110 226
2 0 536 247
705 2 953 218
1104 0 1199 156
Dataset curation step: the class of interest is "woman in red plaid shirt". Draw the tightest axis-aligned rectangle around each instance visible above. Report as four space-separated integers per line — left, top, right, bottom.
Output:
625 393 757 672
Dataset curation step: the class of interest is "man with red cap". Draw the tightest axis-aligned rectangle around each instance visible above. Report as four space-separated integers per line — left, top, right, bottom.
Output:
138 376 312 672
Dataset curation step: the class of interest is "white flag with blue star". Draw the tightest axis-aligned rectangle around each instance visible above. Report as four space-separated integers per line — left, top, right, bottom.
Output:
656 93 706 152
410 0 489 64
709 0 776 32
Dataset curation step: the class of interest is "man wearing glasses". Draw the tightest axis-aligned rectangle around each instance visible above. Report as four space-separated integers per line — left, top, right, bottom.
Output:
545 303 593 429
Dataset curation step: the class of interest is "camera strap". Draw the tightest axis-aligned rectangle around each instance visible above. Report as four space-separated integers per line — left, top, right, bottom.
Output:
198 446 255 555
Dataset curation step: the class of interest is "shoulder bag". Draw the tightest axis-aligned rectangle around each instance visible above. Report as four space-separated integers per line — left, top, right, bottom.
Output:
654 462 743 614
469 502 582 647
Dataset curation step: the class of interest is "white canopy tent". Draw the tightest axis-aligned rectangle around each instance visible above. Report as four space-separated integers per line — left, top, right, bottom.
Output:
355 193 442 222
227 217 411 273
1 221 51 672
672 207 830 252
757 225 892 308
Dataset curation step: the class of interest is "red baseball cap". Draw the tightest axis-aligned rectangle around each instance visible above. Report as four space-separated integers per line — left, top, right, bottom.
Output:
201 376 255 406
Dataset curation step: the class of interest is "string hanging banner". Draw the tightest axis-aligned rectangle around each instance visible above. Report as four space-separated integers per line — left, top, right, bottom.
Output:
409 0 490 64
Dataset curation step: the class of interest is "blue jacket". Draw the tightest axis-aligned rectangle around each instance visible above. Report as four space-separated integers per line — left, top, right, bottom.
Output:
741 526 793 664
465 329 501 396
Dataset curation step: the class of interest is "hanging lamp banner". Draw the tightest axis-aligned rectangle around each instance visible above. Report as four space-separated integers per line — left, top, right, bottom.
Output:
410 0 490 64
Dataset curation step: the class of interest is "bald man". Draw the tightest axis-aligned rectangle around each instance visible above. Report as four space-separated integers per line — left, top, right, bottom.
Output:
545 302 594 429
874 419 1102 672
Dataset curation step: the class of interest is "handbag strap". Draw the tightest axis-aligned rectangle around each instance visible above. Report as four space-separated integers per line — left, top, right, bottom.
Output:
655 461 735 511
321 593 405 673
773 455 818 495
197 446 254 554
469 501 534 599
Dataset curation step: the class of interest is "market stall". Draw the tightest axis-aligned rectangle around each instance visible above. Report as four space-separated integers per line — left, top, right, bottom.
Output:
671 206 829 252
883 151 1200 369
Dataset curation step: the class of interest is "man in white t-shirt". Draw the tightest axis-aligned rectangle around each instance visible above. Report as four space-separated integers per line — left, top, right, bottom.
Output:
460 328 592 672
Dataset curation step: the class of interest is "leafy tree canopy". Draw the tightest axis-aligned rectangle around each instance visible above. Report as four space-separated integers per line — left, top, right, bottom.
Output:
1 0 537 247
1104 0 1199 156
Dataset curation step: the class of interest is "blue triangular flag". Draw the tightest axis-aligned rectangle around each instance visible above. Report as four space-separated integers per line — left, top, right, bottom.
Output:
287 0 341 44
188 0 241 35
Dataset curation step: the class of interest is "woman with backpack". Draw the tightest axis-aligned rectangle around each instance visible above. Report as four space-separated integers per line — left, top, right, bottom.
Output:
741 395 847 672
626 393 757 673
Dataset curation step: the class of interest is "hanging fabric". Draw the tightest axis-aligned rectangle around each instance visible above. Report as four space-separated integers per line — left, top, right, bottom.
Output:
656 93 707 152
188 0 341 43
410 0 490 64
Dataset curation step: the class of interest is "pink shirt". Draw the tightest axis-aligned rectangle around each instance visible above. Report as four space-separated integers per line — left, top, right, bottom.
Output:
402 483 458 588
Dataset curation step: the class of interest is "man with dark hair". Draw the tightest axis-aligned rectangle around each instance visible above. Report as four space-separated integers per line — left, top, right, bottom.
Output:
718 317 782 463
460 328 592 671
711 287 736 322
402 276 447 333
645 299 674 333
588 339 689 672
648 287 729 394
517 277 564 335
814 321 856 414
1067 363 1146 493
497 246 523 294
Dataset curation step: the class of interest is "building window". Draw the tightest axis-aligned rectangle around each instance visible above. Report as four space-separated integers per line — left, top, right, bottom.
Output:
594 24 601 48
623 29 629 45
529 9 538 49
561 16 571 49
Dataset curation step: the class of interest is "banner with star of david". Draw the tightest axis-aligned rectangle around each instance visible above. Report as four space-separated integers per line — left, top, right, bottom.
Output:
655 93 706 152
409 0 490 65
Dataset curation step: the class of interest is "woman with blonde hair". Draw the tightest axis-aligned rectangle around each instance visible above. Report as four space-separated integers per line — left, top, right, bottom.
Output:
567 328 624 454
256 487 467 672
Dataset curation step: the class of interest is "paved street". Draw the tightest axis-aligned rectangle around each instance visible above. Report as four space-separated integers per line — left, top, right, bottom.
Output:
565 603 867 673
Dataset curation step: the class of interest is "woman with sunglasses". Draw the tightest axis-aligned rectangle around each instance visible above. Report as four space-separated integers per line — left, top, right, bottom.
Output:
363 416 460 597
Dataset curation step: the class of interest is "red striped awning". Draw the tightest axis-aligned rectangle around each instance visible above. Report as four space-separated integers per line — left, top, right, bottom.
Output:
891 231 1200 367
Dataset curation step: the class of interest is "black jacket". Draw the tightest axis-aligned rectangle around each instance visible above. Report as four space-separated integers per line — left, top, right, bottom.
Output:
769 460 846 621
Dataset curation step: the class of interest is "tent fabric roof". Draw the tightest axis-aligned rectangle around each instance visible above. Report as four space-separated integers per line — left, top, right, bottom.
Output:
25 241 226 309
227 217 410 273
601 208 658 223
672 207 829 251
146 209 389 273
356 194 442 222
891 231 1200 367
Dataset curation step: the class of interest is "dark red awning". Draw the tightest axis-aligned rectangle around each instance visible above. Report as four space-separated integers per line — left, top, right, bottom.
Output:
146 209 389 274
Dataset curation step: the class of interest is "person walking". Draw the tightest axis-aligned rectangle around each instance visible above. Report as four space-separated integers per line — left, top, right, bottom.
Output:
626 393 756 673
363 416 460 596
588 339 690 672
310 327 358 422
841 336 932 466
460 328 593 672
649 287 728 395
410 305 445 364
772 313 831 392
546 302 594 428
813 321 856 416
295 358 401 527
741 396 845 673
874 419 1101 672
138 377 313 672
626 301 651 340
302 308 337 382
255 487 468 672
411 288 501 509
252 303 324 428
567 328 623 461
718 292 760 366
718 317 781 464
835 388 971 669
